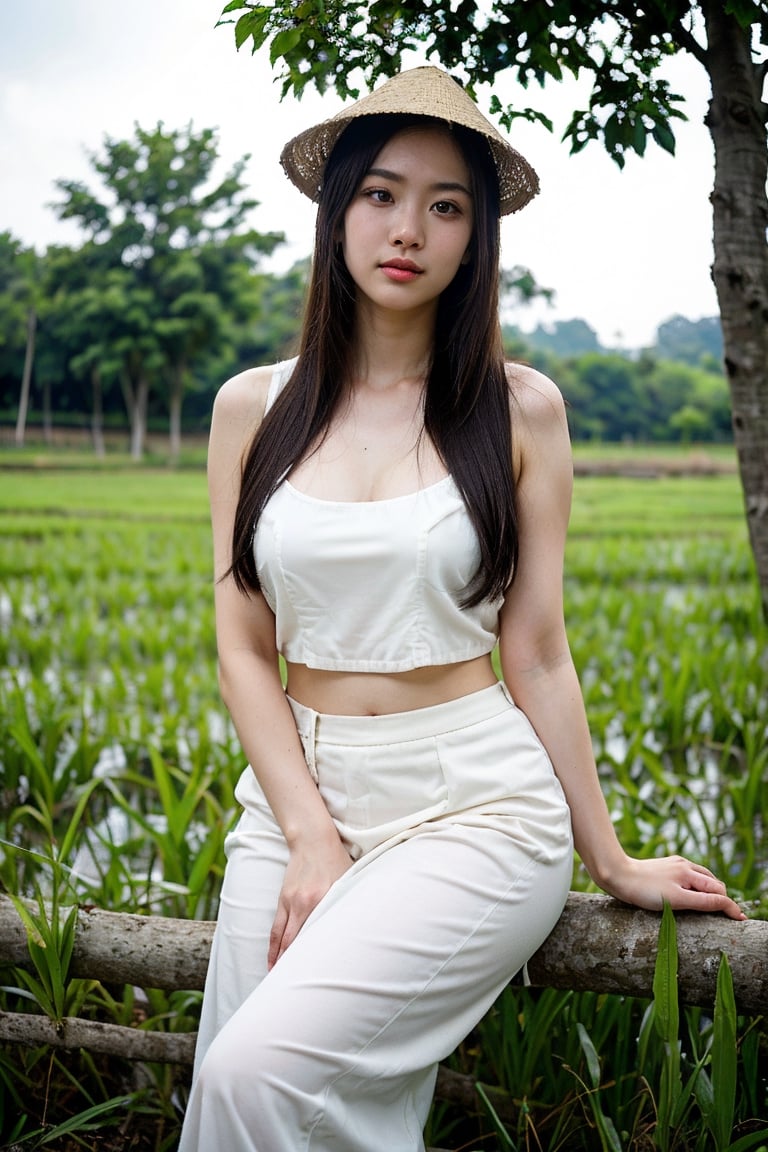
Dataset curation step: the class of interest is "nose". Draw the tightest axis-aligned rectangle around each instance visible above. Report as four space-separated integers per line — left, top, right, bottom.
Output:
389 205 423 249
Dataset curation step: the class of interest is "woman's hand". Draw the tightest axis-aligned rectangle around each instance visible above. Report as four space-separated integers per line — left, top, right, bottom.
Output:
268 836 355 969
600 854 747 921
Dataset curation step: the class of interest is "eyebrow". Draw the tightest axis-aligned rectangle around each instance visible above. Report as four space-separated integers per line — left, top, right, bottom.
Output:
365 167 472 198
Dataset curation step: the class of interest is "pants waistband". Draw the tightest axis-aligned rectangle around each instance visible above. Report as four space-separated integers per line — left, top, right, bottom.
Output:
287 682 514 747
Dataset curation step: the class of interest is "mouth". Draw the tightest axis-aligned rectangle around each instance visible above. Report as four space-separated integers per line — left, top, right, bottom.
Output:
379 259 423 282
380 259 423 273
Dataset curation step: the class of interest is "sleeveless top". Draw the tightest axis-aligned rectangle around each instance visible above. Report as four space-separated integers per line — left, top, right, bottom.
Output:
253 361 503 673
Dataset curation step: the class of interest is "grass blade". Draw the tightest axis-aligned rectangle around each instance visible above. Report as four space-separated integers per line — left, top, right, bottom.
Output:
710 951 737 1149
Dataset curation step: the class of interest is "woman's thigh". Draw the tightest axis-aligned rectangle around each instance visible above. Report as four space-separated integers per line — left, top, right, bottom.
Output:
192 773 288 1075
195 682 575 1079
203 817 572 1095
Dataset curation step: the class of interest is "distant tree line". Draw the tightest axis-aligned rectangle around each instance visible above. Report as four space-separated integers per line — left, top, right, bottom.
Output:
1 123 286 460
0 123 731 456
503 316 731 444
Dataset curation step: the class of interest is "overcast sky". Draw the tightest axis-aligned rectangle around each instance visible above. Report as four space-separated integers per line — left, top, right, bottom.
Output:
1 1 720 348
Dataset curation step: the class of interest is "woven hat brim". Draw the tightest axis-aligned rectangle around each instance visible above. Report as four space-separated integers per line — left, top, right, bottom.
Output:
280 67 539 216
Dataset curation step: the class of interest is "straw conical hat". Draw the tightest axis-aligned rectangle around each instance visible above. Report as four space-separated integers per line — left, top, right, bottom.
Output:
280 66 539 216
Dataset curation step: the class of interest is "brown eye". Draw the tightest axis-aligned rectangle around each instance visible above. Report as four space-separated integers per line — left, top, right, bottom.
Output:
363 188 393 204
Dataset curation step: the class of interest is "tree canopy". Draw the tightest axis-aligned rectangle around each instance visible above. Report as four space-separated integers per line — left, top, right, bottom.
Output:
46 122 283 458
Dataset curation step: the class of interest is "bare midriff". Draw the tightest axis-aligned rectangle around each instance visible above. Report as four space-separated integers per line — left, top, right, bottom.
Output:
285 653 498 717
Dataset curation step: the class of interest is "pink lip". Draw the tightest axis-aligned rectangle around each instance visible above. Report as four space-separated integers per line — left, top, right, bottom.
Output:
380 259 423 282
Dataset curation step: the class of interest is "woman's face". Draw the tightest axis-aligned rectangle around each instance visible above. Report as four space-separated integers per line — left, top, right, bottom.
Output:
340 125 474 317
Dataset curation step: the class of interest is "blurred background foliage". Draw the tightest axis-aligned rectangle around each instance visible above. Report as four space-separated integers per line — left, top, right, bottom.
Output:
0 122 732 460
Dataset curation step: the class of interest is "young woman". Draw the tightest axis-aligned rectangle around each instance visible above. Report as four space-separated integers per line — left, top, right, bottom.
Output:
178 66 745 1152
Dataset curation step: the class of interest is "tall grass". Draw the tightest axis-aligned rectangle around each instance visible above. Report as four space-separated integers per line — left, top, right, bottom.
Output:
0 458 766 1149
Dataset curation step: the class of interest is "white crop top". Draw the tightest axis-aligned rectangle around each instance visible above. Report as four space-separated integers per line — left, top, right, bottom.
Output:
253 361 503 673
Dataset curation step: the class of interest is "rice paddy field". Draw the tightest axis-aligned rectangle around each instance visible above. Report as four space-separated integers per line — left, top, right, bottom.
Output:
0 446 766 1150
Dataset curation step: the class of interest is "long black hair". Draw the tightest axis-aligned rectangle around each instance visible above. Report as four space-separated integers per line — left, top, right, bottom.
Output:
230 113 519 608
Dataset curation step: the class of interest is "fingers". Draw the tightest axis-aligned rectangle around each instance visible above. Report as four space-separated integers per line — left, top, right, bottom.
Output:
684 865 727 895
266 841 355 970
267 902 288 971
268 899 310 970
662 857 748 921
666 886 748 920
614 856 748 921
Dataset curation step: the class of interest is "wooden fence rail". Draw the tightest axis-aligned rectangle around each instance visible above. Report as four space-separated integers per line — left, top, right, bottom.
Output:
1 891 765 1070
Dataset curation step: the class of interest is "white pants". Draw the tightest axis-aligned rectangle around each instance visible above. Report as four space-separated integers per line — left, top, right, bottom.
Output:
178 683 573 1152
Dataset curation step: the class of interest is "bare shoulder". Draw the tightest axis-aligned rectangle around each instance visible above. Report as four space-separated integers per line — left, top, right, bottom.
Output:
207 363 279 489
209 364 277 461
504 361 571 481
213 363 275 428
505 361 567 430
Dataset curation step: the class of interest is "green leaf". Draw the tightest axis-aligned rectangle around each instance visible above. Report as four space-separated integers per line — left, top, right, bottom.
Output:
56 776 103 864
575 1023 624 1152
234 8 270 51
723 0 764 30
34 1096 135 1144
695 1066 715 1120
9 720 47 780
603 112 624 155
651 120 677 155
269 26 303 66
710 951 737 1149
652 902 679 1047
7 893 47 950
726 1133 768 1152
652 902 681 1148
475 1081 517 1149
576 1020 601 1087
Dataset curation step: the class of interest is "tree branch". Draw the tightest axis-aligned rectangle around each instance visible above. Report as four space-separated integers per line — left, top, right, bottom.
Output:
671 18 709 67
0 1011 196 1064
1 893 764 1079
1 893 764 1011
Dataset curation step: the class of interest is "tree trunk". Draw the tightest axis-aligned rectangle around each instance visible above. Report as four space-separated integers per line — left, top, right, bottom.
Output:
131 375 149 460
702 3 768 620
0 1011 196 1065
120 370 149 460
42 376 52 445
14 307 36 447
91 365 105 457
169 362 185 464
0 892 764 1013
0 1011 519 1125
0 894 763 1074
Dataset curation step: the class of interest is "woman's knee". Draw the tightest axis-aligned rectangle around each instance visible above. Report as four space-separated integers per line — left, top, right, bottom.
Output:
194 1029 254 1107
195 1013 323 1114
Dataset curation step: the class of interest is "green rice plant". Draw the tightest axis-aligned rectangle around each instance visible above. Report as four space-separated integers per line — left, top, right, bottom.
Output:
455 907 766 1150
638 905 768 1152
0 1046 32 1142
10 1094 135 1149
475 1080 519 1149
7 873 79 1025
693 955 768 1152
2 460 766 1148
459 987 655 1149
700 953 738 1150
91 742 233 918
570 1023 623 1152
474 986 575 1105
649 903 684 1149
734 1019 768 1125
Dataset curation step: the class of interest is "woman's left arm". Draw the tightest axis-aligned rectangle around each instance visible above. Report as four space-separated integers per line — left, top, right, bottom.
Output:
499 366 746 921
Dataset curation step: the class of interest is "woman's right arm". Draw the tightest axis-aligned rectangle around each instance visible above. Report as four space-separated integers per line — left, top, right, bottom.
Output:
208 368 353 968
